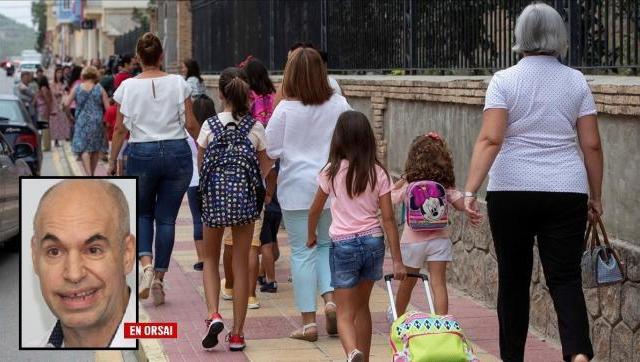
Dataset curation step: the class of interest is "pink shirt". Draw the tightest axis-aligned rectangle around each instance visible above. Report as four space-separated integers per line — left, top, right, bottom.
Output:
391 182 463 243
318 161 392 238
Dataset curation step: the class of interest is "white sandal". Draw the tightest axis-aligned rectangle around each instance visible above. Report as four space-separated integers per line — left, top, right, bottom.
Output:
348 349 364 362
289 322 318 342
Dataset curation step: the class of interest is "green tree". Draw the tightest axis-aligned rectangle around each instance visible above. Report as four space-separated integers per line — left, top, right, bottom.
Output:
31 0 46 52
132 7 149 30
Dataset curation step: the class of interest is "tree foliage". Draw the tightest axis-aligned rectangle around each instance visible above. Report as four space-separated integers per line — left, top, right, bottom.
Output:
31 0 46 53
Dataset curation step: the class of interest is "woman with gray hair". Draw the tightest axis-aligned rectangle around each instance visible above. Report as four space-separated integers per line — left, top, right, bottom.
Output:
464 3 600 362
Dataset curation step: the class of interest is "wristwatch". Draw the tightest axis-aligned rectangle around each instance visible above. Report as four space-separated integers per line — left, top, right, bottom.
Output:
464 191 477 198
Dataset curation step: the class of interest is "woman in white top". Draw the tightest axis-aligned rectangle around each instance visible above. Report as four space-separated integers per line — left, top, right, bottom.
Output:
266 47 351 342
464 4 601 362
109 33 200 307
181 58 207 99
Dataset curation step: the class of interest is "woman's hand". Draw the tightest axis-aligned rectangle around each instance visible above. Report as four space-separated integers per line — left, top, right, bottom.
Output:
464 197 483 226
306 234 317 248
393 260 407 281
588 198 603 223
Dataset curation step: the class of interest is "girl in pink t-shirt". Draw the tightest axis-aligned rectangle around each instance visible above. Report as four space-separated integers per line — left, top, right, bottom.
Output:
308 111 406 362
390 132 466 318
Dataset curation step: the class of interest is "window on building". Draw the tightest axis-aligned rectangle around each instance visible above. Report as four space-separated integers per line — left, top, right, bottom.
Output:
62 0 71 10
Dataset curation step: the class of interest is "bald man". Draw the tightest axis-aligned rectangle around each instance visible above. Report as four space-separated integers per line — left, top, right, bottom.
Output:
29 180 136 348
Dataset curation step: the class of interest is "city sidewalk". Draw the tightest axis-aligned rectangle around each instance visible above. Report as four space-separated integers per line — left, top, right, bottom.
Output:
59 143 564 362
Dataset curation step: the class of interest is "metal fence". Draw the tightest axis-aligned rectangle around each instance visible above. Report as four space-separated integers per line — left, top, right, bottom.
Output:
114 25 149 56
192 0 639 74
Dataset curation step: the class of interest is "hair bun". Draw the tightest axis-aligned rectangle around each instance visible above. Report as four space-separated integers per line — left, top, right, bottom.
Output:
136 32 163 66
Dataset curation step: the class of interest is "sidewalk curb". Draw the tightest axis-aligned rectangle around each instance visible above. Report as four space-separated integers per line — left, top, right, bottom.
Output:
61 144 163 361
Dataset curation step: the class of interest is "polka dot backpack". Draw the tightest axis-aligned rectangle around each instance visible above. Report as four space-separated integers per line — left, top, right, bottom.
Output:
199 114 264 228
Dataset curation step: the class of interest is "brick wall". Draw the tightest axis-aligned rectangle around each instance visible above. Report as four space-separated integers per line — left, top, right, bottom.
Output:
176 0 192 66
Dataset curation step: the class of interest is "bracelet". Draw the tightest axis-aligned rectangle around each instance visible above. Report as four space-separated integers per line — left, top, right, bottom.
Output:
464 191 477 198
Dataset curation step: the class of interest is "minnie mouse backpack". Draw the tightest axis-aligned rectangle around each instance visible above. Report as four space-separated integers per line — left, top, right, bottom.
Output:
405 180 449 231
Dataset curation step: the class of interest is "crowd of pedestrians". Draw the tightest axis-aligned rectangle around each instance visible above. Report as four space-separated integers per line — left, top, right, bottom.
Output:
20 3 604 362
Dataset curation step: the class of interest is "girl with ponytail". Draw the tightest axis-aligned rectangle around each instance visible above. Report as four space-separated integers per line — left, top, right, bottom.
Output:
196 67 271 352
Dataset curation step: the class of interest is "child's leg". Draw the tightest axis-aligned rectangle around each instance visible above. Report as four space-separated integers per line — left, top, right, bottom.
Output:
248 245 259 298
334 286 359 356
427 261 449 315
223 242 234 289
261 243 276 282
230 223 254 335
394 267 420 316
354 280 375 360
202 225 224 316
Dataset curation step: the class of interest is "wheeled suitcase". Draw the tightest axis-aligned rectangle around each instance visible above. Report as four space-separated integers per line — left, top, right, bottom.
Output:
385 273 478 362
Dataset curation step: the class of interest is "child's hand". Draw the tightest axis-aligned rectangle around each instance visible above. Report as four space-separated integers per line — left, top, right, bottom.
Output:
306 234 317 248
393 260 407 281
464 197 483 226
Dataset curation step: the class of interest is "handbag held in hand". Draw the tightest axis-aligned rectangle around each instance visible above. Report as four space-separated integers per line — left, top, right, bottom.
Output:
581 215 625 288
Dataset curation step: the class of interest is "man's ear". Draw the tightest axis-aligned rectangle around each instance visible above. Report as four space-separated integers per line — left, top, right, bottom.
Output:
122 234 136 275
31 236 39 277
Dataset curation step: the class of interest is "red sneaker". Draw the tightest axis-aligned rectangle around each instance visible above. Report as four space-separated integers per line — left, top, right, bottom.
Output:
202 312 224 350
226 333 246 351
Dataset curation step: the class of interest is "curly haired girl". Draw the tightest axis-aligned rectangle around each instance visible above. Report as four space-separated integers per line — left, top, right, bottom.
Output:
390 132 475 318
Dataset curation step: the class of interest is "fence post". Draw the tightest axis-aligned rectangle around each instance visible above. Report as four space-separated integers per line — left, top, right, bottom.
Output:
269 0 275 71
320 0 327 52
568 0 581 67
403 0 415 72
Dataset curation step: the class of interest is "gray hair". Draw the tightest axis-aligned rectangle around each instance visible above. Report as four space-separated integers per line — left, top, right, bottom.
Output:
512 2 568 57
33 180 130 242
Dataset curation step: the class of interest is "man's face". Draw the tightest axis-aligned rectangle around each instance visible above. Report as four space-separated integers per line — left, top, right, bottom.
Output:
31 182 134 331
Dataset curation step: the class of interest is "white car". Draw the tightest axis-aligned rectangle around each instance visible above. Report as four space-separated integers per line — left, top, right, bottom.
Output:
14 61 41 81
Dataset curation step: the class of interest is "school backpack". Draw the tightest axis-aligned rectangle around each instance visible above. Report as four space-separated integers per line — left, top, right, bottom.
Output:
249 91 274 126
199 114 264 228
390 311 478 362
405 180 449 230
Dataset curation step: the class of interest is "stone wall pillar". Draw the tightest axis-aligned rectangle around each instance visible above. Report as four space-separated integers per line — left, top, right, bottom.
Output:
371 96 387 165
176 0 192 65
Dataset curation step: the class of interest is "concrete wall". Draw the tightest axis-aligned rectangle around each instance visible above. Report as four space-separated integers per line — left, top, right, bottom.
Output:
202 73 640 360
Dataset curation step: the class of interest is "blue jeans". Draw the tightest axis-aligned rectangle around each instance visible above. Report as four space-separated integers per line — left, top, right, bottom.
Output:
282 209 333 313
127 139 192 271
187 186 203 240
330 235 385 288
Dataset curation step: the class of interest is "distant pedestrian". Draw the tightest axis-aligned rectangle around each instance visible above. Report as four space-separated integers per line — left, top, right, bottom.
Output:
113 54 134 89
63 66 110 176
463 4 601 362
35 75 53 149
50 68 71 145
243 58 276 126
181 58 208 99
109 32 200 307
266 47 351 342
188 93 217 271
197 67 270 352
14 72 37 123
308 110 406 361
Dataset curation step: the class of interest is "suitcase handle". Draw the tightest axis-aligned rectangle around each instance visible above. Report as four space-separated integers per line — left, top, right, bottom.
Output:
384 273 436 321
384 273 428 282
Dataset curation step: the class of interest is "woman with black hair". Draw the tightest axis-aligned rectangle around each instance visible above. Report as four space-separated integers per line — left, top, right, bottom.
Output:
182 58 207 99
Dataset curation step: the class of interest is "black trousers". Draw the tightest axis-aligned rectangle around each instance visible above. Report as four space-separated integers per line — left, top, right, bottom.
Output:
486 191 594 362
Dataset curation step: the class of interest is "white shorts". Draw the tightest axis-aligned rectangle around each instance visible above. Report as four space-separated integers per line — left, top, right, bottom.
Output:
400 238 452 269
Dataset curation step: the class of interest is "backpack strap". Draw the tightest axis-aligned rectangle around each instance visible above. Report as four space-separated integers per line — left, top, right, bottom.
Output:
206 114 225 141
237 114 256 137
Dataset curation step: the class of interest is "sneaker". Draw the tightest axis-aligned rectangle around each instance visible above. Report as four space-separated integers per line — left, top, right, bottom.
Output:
221 278 233 300
248 296 260 309
151 279 165 306
260 281 278 293
226 333 246 351
193 261 203 271
347 349 364 362
257 275 266 286
138 265 154 299
202 313 224 350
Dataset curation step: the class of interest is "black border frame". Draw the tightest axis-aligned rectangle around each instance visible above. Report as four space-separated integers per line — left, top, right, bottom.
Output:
18 176 139 351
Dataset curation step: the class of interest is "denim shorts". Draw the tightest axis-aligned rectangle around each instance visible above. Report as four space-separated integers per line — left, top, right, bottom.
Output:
329 235 385 289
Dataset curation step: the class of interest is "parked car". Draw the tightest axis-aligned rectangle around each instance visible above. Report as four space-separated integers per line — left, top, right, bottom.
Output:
0 130 31 250
5 62 15 77
0 95 44 175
